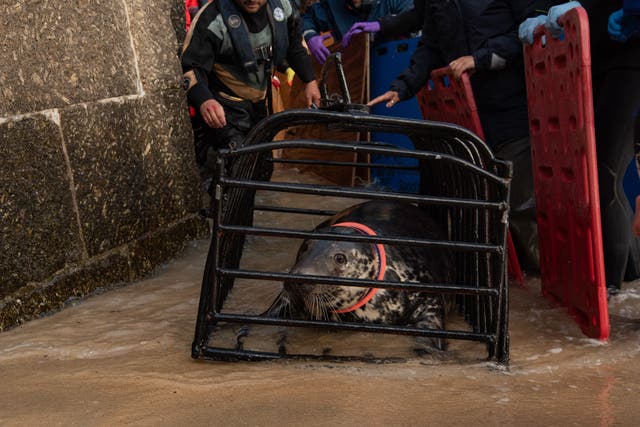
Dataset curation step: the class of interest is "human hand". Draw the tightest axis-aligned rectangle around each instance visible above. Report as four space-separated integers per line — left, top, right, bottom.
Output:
608 8 640 42
545 1 581 39
307 34 332 64
199 99 226 128
367 90 400 108
304 80 321 107
449 56 475 79
342 21 380 48
518 15 547 44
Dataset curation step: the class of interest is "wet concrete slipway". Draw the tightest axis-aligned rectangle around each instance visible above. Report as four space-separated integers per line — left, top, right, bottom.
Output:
2 169 640 426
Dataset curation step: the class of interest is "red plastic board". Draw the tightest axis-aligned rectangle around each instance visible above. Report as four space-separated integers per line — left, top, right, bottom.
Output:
417 67 524 286
417 68 486 140
523 8 609 339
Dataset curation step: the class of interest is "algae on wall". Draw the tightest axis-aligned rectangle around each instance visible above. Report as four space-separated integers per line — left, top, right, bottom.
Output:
0 0 206 331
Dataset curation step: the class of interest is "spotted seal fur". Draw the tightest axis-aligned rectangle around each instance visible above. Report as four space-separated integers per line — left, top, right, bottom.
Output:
266 200 453 351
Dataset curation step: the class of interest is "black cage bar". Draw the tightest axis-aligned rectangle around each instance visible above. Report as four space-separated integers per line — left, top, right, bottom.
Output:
192 108 512 364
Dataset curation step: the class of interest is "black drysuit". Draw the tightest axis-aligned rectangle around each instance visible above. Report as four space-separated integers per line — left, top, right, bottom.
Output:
181 0 315 173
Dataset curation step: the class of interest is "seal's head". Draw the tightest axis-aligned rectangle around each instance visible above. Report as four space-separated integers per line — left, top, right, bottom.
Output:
284 228 380 320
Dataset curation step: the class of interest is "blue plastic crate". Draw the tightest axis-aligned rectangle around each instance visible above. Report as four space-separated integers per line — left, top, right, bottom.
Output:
369 37 423 192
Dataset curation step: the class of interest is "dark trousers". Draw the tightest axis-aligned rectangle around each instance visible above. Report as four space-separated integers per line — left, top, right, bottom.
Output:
193 97 271 277
592 68 640 288
494 136 539 272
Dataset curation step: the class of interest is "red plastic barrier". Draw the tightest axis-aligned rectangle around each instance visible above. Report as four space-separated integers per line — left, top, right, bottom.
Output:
185 0 202 118
417 68 525 287
524 8 608 339
417 68 485 140
185 0 200 29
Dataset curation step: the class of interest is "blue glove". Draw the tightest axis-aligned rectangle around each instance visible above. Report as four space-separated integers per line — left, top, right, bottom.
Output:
519 15 547 44
545 1 582 39
608 8 640 42
342 21 381 48
307 34 332 65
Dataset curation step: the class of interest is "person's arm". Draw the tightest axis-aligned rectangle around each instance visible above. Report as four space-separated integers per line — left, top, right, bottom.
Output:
378 0 424 37
181 4 226 128
285 1 315 81
301 2 333 64
368 33 437 107
472 0 540 72
301 1 332 43
181 6 218 111
388 26 442 101
343 0 422 47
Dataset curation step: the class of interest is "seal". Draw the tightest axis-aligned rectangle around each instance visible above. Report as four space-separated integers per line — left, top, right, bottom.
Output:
266 200 453 351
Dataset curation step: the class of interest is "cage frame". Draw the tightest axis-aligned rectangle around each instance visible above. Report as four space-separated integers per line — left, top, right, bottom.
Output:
192 108 513 364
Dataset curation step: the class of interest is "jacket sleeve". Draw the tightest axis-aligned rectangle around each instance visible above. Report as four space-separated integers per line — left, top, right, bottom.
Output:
180 6 220 111
301 1 333 42
286 6 316 83
378 0 424 37
471 0 539 71
390 32 443 100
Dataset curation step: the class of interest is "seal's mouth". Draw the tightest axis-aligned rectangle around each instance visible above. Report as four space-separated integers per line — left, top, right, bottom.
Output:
303 288 352 320
284 281 335 320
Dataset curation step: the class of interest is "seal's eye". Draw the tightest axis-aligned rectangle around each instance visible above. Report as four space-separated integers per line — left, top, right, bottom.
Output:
334 253 347 265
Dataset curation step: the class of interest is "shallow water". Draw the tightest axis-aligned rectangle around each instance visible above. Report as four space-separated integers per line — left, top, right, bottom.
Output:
1 169 639 426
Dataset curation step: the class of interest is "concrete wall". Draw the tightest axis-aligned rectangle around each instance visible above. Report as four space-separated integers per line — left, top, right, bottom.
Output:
0 0 207 330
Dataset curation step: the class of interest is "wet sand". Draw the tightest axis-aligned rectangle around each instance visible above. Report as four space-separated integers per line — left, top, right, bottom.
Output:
2 169 640 426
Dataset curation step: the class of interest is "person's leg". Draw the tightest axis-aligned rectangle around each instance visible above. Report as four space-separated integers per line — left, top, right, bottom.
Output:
592 69 640 289
627 111 640 277
633 113 640 237
208 98 266 281
494 136 539 272
634 196 640 237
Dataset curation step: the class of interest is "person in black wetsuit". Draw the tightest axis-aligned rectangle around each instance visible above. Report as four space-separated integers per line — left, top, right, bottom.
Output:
520 1 640 290
181 0 321 179
367 0 543 272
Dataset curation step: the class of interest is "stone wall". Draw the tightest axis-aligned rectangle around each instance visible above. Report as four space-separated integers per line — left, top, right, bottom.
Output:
0 0 207 330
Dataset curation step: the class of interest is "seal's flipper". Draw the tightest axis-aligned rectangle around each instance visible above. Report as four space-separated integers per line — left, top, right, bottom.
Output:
412 294 448 351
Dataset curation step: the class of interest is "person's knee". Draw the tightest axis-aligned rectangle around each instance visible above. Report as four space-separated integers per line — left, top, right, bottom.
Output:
495 137 535 214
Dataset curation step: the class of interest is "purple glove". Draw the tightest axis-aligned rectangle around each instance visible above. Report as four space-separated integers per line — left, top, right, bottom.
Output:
307 34 332 65
342 21 381 48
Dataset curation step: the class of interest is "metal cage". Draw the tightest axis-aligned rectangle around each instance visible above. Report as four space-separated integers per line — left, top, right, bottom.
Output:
192 107 512 364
